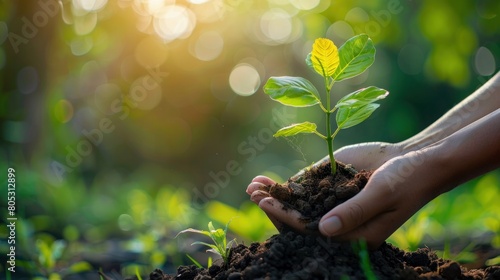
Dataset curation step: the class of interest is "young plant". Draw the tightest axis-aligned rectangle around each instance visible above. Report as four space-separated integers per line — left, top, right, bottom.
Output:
263 34 388 175
176 221 236 265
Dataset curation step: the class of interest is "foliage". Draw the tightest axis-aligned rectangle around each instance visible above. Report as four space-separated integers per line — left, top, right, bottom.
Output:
186 254 203 268
388 173 500 260
206 200 277 241
176 221 236 265
264 34 388 174
353 239 377 280
30 239 92 280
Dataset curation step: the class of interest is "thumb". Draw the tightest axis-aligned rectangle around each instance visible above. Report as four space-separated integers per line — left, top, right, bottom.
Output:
318 181 393 237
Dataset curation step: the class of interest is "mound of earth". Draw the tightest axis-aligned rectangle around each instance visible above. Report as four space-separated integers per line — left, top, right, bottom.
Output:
146 162 500 279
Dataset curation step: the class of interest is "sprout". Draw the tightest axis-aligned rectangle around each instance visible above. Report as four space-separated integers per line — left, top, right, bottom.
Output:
176 221 236 265
263 34 388 175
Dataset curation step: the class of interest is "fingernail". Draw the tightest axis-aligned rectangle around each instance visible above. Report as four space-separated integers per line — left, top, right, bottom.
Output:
250 190 270 203
246 182 265 195
320 216 342 235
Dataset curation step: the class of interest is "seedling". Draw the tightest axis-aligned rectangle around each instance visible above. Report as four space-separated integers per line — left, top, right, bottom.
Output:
263 34 388 175
176 221 236 265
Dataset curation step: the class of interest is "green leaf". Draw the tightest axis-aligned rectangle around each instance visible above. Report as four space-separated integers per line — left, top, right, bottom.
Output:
176 228 211 238
305 53 314 70
333 34 375 81
192 241 220 253
336 86 388 108
336 103 380 129
186 254 203 268
211 228 226 248
51 240 67 261
274 122 318 137
264 76 320 107
69 261 92 273
310 38 339 77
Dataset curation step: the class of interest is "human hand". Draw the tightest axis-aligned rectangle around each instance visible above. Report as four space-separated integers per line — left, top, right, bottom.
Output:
286 142 401 182
246 147 439 249
334 142 403 170
246 142 403 234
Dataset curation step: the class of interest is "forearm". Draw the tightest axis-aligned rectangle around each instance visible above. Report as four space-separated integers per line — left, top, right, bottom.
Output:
401 71 500 153
420 108 500 198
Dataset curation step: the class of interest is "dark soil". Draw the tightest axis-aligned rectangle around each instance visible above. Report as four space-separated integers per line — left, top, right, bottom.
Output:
147 161 500 279
261 161 369 231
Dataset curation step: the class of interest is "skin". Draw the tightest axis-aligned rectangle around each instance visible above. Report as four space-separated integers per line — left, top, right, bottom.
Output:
246 71 500 249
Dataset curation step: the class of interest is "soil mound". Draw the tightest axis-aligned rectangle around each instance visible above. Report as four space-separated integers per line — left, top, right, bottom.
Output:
148 162 500 279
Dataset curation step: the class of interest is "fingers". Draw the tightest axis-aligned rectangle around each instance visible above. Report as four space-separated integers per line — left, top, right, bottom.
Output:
246 176 275 195
247 176 307 233
332 211 397 249
252 175 276 185
250 190 269 204
258 197 307 233
319 179 395 238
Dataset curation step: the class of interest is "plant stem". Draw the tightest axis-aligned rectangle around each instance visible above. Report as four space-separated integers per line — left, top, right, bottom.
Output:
324 78 336 175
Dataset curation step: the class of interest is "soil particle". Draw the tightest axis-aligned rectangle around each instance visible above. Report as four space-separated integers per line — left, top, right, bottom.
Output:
438 261 462 279
268 183 291 201
335 182 360 200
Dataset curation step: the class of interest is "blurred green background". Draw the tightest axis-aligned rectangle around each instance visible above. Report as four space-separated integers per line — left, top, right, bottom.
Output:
1 0 499 278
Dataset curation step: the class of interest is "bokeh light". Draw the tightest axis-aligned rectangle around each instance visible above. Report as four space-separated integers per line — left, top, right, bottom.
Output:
229 63 261 96
129 75 163 110
474 46 496 76
73 0 108 12
290 0 320 11
70 36 93 56
73 13 98 35
153 5 196 42
259 9 293 44
190 31 224 61
54 99 75 123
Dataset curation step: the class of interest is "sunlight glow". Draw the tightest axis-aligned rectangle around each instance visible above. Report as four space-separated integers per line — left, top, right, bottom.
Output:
73 0 108 12
290 0 320 10
260 9 292 43
187 0 211 4
229 64 261 96
153 5 196 42
190 0 225 23
191 31 224 61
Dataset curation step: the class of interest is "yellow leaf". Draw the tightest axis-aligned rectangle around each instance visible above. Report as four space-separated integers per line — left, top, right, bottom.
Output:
311 38 339 77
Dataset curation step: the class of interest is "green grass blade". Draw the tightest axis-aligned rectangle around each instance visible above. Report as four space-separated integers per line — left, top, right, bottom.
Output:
186 254 203 268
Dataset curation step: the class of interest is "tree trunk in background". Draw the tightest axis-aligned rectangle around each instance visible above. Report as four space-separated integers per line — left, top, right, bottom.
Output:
2 1 58 164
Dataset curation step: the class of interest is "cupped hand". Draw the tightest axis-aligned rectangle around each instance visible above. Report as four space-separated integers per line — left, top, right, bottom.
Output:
246 176 306 233
317 152 438 248
246 145 438 249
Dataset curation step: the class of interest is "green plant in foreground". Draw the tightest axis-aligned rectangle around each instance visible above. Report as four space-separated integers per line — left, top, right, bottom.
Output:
354 239 378 280
177 221 236 265
263 34 388 175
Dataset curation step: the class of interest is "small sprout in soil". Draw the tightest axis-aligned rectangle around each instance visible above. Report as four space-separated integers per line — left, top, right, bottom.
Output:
176 221 236 265
263 34 388 175
354 239 377 280
186 254 203 268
